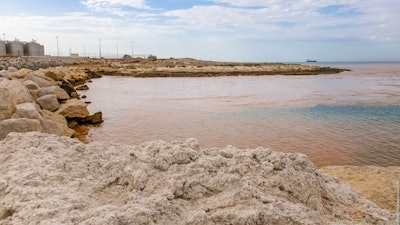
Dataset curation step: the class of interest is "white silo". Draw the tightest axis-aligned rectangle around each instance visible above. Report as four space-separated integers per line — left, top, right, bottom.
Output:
7 40 24 56
26 41 40 56
0 41 6 55
39 45 44 56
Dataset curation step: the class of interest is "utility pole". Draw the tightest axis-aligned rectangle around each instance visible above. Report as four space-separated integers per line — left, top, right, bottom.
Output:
2 33 5 41
98 39 102 58
116 43 119 58
56 36 59 57
130 41 134 57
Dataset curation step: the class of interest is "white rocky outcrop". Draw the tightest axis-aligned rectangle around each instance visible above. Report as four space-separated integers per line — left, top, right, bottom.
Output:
0 132 395 224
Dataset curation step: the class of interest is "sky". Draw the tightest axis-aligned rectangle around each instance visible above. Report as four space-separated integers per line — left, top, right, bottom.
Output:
1 0 399 62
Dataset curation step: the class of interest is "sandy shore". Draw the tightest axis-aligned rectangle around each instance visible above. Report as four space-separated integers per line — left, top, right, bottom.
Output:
320 166 400 213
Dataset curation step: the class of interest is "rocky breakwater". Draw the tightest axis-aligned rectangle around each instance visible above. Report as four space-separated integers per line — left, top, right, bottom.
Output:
0 66 102 140
0 132 396 224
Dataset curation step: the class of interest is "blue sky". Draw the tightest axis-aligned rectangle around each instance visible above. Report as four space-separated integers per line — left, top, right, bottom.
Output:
1 0 399 62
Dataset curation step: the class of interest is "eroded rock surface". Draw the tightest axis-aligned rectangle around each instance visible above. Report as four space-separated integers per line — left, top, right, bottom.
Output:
0 132 395 225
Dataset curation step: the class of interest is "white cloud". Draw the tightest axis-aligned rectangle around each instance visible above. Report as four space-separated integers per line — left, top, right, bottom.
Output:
81 0 150 15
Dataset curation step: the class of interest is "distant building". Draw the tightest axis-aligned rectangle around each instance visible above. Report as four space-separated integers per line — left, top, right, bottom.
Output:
70 53 79 58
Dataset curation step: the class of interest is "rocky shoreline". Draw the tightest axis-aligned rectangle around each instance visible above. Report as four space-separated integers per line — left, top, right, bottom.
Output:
0 56 397 224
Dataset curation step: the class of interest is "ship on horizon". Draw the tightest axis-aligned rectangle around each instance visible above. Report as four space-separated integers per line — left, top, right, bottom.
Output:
306 59 317 62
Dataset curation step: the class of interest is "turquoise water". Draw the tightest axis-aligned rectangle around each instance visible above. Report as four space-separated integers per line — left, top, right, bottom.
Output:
79 63 400 167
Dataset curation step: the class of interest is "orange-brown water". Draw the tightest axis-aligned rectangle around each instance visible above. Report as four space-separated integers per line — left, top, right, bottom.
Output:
78 63 400 167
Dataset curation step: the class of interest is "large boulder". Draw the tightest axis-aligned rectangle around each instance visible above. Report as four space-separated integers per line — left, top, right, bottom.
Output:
45 70 65 81
24 71 57 88
13 68 33 79
39 86 70 102
36 94 60 112
0 118 42 139
12 103 42 121
40 110 75 137
0 70 12 79
0 78 32 105
56 99 89 119
0 88 16 120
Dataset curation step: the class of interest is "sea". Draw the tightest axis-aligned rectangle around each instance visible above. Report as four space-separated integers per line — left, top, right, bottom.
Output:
77 62 400 167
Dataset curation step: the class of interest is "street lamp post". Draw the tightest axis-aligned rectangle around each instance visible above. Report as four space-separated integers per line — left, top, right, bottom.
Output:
98 39 102 58
116 43 119 58
56 36 59 57
131 41 134 57
2 33 5 41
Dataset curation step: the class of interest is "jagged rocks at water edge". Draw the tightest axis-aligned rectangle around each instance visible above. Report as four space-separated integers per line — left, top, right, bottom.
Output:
0 132 395 224
0 65 103 140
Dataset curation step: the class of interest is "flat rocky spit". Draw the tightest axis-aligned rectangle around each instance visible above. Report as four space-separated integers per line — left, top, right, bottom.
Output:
0 132 395 225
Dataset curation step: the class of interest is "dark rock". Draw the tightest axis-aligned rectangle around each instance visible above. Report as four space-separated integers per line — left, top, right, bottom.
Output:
86 112 103 124
81 95 87 99
76 84 89 90
61 81 76 97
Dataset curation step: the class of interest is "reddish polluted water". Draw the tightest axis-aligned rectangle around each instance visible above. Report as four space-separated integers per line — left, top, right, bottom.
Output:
78 62 400 167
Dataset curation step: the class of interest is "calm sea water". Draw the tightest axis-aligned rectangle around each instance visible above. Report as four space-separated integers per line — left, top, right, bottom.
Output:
78 62 400 167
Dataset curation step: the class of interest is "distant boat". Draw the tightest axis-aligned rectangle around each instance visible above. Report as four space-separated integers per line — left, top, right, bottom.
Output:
306 59 317 62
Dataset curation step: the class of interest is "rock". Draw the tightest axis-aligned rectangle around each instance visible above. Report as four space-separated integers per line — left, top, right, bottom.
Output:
75 84 89 90
40 110 75 137
7 67 18 73
45 70 65 81
0 88 16 120
56 99 89 119
13 68 32 79
0 133 395 224
22 80 40 91
84 111 103 124
60 81 76 97
36 94 60 112
39 86 70 102
25 71 57 88
12 103 42 121
0 119 42 139
0 70 12 79
0 78 32 105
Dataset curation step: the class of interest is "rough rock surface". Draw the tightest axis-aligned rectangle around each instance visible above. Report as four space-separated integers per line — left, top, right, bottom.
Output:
0 132 395 225
0 119 43 139
11 103 42 121
40 110 75 137
56 99 89 119
36 94 61 112
0 78 32 105
0 88 16 120
39 86 70 102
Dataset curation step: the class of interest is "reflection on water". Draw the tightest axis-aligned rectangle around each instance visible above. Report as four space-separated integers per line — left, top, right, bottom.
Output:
79 63 400 167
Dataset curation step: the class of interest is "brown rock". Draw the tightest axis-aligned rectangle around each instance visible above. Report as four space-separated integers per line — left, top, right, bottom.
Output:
56 99 89 119
36 94 61 112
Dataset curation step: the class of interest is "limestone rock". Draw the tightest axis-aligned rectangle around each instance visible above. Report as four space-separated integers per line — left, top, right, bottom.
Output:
36 94 60 112
0 119 42 139
12 103 42 121
0 70 12 79
75 84 89 90
24 71 57 88
82 111 103 124
0 88 16 120
7 67 18 73
0 133 394 224
40 110 75 137
56 99 89 119
13 68 32 79
39 86 70 102
60 81 77 97
0 78 32 104
45 70 65 81
22 80 40 90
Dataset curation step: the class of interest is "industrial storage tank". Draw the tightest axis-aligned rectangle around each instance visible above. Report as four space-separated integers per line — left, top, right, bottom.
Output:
7 40 24 56
39 45 44 56
0 41 6 55
26 41 41 56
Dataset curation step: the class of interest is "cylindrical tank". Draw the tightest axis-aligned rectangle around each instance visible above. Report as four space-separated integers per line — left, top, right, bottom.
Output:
26 42 41 56
7 41 24 56
0 41 6 55
39 45 44 56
